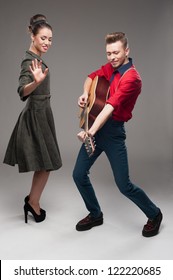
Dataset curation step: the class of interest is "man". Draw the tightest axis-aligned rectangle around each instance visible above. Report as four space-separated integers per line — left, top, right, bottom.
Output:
73 32 162 237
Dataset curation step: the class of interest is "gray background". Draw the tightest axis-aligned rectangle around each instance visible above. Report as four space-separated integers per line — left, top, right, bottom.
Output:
0 0 173 259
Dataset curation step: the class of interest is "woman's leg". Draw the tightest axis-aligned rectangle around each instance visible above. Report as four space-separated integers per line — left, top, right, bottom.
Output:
28 170 50 214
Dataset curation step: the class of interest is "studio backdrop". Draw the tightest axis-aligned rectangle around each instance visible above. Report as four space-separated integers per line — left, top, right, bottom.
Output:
0 0 172 174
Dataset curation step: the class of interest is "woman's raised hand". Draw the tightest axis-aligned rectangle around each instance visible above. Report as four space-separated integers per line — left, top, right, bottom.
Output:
29 59 49 84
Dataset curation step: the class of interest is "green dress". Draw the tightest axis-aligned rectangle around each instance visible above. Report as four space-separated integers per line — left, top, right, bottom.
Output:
3 51 62 172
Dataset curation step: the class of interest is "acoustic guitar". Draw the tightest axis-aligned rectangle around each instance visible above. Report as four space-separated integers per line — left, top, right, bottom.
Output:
79 75 110 157
80 75 110 129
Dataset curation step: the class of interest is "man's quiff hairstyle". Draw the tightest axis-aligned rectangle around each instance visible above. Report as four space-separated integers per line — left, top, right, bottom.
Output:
105 32 128 49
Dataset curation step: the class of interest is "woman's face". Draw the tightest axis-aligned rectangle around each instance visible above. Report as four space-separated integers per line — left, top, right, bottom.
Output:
31 27 52 56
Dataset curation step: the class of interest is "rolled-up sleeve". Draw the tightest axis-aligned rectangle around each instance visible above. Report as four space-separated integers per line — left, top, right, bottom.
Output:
106 78 142 121
17 59 33 101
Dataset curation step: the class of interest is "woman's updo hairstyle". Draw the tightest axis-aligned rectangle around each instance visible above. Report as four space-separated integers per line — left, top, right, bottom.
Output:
28 14 52 35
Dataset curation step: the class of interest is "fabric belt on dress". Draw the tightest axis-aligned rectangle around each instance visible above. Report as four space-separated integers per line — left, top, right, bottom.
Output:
29 94 51 100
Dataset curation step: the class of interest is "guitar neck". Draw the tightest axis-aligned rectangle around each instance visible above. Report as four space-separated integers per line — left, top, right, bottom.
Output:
84 106 89 132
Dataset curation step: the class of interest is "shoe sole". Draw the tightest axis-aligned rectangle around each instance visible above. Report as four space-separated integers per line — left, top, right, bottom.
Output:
76 219 103 231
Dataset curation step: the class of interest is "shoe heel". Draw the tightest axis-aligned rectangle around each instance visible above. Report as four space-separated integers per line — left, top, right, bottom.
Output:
24 205 28 223
23 199 46 223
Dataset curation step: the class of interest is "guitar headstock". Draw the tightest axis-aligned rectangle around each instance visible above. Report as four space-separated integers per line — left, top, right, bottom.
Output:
84 135 96 157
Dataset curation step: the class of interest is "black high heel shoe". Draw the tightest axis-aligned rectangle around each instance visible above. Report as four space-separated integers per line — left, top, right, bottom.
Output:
24 196 46 212
24 196 46 223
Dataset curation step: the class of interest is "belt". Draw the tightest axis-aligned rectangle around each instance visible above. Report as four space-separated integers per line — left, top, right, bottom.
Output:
29 94 51 100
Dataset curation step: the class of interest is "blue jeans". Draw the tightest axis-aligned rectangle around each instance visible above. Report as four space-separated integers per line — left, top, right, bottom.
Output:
73 118 160 219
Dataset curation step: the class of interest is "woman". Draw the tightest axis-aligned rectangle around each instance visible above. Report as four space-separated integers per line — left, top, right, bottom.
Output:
3 14 62 223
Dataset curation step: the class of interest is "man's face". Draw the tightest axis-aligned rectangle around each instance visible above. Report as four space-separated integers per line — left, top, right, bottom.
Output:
106 41 129 69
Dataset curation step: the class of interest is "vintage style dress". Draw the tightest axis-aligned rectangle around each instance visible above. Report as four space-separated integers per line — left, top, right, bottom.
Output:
3 51 62 172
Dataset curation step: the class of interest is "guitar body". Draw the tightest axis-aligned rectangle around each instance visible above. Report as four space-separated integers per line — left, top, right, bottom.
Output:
80 76 110 129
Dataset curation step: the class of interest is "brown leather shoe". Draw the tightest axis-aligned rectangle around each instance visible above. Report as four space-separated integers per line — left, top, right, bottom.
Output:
76 212 103 231
142 210 163 237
